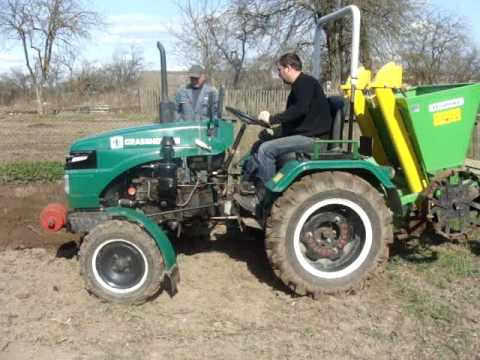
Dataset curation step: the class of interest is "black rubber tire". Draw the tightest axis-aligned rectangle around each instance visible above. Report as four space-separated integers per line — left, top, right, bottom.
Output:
265 171 393 298
79 220 164 304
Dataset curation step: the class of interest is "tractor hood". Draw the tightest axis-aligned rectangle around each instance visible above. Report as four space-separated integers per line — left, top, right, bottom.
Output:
69 119 234 158
65 119 234 209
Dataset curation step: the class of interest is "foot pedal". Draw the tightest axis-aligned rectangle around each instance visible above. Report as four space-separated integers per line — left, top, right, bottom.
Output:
239 181 256 195
233 193 257 214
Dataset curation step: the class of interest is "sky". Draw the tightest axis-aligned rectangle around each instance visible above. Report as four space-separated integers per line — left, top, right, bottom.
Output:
1 0 480 75
0 0 182 73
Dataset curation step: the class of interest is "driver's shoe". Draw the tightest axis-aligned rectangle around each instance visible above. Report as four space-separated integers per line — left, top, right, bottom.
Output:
233 193 258 214
239 180 256 195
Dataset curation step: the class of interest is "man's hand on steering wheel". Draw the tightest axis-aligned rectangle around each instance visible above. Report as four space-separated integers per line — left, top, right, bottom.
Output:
257 110 272 128
259 127 275 141
225 106 271 128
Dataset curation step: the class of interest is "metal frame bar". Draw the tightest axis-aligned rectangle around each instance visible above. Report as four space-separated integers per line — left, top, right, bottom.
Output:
316 5 361 152
316 5 361 85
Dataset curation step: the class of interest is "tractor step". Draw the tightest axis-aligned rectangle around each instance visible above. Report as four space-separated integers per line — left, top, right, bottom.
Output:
241 216 263 230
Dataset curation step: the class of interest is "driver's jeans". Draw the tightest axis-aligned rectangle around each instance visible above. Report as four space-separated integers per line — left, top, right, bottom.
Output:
245 135 315 185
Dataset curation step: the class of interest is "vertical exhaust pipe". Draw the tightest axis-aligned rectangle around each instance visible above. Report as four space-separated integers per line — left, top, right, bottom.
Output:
217 86 224 118
156 41 176 123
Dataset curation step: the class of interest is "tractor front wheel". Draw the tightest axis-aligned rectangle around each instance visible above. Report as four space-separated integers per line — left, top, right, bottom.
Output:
79 220 164 304
265 172 393 297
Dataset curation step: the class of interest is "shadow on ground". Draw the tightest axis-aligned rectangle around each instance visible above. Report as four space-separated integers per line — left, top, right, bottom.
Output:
54 223 290 295
390 227 480 265
468 239 480 255
389 230 447 264
174 223 289 294
56 241 78 259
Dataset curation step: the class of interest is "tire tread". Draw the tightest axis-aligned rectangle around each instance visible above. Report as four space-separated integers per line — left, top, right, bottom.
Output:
265 172 393 297
79 220 164 305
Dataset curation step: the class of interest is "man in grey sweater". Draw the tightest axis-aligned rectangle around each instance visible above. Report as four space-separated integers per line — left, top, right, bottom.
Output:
175 65 218 121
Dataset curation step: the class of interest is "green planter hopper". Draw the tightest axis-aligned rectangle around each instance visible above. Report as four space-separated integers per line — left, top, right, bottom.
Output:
397 83 480 175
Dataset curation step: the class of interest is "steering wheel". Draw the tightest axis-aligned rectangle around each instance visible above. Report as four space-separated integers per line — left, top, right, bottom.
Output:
225 106 269 127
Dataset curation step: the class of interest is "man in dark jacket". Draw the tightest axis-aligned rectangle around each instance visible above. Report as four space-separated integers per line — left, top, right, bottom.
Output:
236 53 332 213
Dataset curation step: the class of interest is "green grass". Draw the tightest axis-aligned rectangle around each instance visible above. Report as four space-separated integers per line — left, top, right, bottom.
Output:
387 242 480 358
0 161 64 184
432 249 480 278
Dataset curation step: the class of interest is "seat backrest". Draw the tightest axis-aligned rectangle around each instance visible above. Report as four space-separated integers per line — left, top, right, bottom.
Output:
327 96 345 150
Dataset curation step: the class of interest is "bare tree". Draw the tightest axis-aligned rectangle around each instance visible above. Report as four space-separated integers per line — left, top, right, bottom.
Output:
174 0 423 88
106 46 144 90
173 0 222 78
445 47 480 83
9 67 31 94
398 10 479 85
252 0 422 83
69 60 102 95
56 47 78 82
68 48 144 96
0 68 32 105
0 0 102 113
174 0 272 88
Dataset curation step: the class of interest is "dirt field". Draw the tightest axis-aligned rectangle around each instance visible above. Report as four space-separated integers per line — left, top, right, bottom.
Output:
0 112 153 164
1 114 480 359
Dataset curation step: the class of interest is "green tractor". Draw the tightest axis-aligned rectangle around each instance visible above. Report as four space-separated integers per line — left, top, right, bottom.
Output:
41 6 480 304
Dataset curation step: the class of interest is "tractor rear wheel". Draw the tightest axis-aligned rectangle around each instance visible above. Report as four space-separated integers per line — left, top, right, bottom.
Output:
79 220 164 304
265 172 393 297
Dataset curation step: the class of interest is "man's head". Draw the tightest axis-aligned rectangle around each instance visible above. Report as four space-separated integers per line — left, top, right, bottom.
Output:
188 65 206 88
276 53 302 84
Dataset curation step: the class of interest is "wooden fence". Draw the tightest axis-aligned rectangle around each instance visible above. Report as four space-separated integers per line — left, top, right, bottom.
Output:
138 88 162 114
138 87 290 115
224 88 289 115
138 86 343 116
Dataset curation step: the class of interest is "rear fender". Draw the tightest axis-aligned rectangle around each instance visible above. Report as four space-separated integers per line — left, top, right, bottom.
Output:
265 158 396 193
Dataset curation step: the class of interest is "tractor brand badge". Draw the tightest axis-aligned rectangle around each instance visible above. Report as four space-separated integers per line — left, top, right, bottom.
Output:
110 136 181 149
124 138 163 146
110 136 124 149
428 97 464 113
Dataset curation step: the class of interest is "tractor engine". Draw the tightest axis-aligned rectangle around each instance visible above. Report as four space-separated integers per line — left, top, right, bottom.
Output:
104 145 226 226
125 160 222 218
127 162 178 210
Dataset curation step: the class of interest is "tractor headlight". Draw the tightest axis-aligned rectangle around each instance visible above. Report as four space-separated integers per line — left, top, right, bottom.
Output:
65 150 97 170
64 174 70 194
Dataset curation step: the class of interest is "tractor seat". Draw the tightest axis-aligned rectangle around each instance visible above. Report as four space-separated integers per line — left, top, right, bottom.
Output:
326 96 346 151
277 96 346 166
